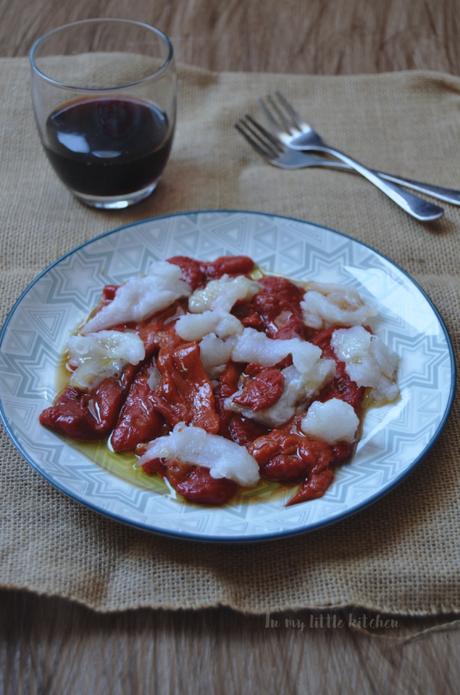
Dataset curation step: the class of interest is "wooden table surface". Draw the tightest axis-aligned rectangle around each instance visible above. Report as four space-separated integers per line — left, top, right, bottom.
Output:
1 1 459 693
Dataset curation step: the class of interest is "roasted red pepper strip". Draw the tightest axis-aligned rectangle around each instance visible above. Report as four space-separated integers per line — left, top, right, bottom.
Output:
331 441 355 466
167 255 255 290
142 458 165 476
261 453 310 482
255 437 333 482
39 387 100 440
39 365 136 440
235 275 305 339
285 432 354 503
213 361 242 434
216 361 242 400
111 361 164 452
249 430 303 481
93 374 132 433
233 367 284 411
203 255 255 279
163 459 238 505
298 438 334 472
244 356 292 377
167 256 206 290
102 284 119 301
213 365 269 444
249 425 340 503
142 456 238 505
286 468 335 505
227 416 267 446
249 430 333 483
138 300 186 357
153 342 220 433
256 276 306 338
249 430 302 466
235 308 265 331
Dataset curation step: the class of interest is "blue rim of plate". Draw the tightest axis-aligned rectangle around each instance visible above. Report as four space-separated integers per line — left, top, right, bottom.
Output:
0 209 456 543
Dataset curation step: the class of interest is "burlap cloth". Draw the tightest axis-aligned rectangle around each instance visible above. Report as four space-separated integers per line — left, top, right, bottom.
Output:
0 57 459 616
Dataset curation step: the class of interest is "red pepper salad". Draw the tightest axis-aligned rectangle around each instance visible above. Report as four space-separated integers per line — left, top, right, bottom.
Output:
40 255 399 506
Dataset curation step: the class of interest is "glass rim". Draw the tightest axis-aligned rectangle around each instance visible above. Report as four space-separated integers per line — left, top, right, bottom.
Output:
29 18 174 91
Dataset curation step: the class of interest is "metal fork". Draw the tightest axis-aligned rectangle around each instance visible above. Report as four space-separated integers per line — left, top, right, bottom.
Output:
236 115 445 223
258 91 460 207
235 110 444 222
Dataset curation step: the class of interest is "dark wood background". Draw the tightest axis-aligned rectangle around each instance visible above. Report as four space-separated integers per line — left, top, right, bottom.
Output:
2 0 460 74
1 1 459 693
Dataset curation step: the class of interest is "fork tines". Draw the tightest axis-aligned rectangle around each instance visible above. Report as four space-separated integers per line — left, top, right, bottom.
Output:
265 91 304 131
234 114 283 160
235 91 304 159
256 91 304 133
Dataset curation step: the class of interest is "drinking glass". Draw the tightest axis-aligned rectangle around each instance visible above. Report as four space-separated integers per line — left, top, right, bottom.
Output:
29 19 176 209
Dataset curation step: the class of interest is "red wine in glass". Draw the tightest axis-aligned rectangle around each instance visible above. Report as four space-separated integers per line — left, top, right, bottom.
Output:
44 96 173 198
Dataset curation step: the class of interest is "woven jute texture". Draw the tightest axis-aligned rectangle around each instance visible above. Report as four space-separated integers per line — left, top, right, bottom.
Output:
0 58 459 614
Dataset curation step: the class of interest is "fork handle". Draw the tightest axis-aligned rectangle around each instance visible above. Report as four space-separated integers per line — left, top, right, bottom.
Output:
320 161 460 206
315 145 444 222
369 170 460 206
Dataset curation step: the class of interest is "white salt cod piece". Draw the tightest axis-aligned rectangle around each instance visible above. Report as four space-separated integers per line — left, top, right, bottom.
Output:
137 423 260 486
301 398 359 444
199 334 237 376
175 310 243 341
301 283 377 330
331 325 399 403
231 327 322 373
147 260 187 282
82 261 191 333
226 360 335 428
189 274 259 314
67 330 145 389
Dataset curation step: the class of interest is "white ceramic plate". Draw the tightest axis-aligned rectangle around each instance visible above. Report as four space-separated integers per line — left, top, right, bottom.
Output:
0 211 455 542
